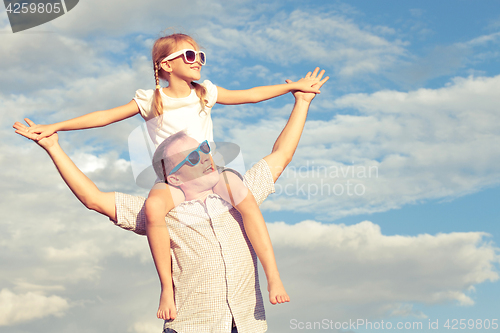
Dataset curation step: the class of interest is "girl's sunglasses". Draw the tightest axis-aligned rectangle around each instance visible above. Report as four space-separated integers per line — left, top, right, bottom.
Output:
168 140 211 175
162 49 206 66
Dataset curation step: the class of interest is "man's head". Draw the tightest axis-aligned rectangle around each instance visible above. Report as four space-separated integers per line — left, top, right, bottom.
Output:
152 131 219 193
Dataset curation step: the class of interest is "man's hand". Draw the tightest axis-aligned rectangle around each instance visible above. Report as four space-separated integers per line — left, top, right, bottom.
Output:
286 67 329 103
24 123 59 141
14 117 117 220
13 118 59 151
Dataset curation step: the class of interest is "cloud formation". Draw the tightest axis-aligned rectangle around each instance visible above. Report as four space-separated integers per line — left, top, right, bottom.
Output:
225 74 500 220
199 9 408 78
2 1 499 331
265 220 499 329
0 289 69 326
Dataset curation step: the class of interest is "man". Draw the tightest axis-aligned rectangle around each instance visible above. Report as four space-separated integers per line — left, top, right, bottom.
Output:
14 69 328 333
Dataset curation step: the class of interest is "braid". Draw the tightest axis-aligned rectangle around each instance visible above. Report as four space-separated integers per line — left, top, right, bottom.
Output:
155 62 161 90
153 61 164 117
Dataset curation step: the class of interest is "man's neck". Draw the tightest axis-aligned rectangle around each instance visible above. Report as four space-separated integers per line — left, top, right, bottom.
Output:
183 188 214 202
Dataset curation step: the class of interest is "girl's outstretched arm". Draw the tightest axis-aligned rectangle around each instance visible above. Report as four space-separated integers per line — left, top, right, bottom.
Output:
216 67 325 105
27 100 140 140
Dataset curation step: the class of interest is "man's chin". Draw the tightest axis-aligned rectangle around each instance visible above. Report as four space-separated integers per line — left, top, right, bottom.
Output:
183 170 220 189
205 169 221 186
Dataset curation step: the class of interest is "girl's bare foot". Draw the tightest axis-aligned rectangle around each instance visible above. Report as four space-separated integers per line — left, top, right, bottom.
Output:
157 289 177 320
268 278 290 304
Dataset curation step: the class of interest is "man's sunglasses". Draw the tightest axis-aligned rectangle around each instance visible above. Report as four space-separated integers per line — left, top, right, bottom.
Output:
168 140 211 176
162 49 206 66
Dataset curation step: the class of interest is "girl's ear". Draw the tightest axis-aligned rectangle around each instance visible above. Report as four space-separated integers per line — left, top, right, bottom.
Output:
167 173 183 186
161 61 173 73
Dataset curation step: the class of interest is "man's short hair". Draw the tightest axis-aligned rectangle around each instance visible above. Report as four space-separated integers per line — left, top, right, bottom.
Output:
152 131 189 182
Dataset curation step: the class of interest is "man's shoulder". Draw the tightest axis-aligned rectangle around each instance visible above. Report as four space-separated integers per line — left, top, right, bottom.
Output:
243 159 275 206
113 192 147 235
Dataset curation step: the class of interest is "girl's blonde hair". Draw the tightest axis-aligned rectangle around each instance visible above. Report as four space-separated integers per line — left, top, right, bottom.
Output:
152 33 208 117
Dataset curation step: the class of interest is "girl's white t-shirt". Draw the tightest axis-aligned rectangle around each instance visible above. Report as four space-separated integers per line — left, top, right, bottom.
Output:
133 80 218 148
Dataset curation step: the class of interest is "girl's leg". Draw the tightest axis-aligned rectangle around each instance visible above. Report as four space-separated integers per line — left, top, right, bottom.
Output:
214 171 290 304
145 183 185 319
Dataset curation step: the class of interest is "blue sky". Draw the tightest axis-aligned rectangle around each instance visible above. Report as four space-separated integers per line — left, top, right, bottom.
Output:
1 1 500 332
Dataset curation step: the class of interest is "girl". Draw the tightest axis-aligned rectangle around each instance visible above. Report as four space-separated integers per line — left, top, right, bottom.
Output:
27 33 323 320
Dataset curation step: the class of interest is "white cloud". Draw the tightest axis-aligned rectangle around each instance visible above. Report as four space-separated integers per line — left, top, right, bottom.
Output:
48 0 209 36
0 137 151 288
226 74 500 219
462 31 500 47
0 289 69 326
388 303 427 318
264 220 499 325
1 2 499 332
13 281 65 293
8 0 265 43
198 9 408 77
0 32 102 93
70 152 108 173
0 137 155 331
129 320 164 333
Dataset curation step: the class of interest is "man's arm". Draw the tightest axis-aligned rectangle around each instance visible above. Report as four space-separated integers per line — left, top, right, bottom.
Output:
263 68 329 183
13 118 117 220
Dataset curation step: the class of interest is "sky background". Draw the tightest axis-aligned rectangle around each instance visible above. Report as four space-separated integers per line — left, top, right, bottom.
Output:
1 0 500 332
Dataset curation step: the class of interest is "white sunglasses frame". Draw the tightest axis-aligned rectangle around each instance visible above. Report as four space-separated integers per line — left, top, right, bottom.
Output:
161 49 206 65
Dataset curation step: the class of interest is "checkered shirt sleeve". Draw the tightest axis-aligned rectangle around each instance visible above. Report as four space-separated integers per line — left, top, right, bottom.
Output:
112 193 147 235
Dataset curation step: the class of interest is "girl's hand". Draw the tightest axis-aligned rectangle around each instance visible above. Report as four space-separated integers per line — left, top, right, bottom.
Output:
291 67 328 94
287 68 329 103
23 122 59 141
13 118 59 150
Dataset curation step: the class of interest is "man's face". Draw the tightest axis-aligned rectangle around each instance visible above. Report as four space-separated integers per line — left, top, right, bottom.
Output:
166 137 219 191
